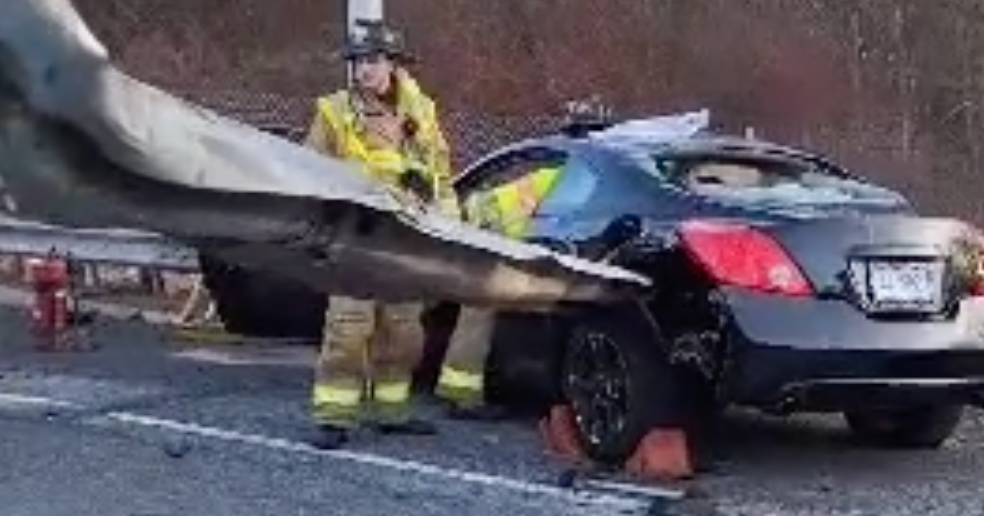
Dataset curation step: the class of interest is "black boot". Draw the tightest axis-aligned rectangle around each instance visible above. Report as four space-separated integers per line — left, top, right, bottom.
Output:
311 424 350 450
372 418 438 436
446 403 509 422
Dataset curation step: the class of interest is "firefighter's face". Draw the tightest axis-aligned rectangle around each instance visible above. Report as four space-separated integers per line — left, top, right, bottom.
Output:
353 53 395 95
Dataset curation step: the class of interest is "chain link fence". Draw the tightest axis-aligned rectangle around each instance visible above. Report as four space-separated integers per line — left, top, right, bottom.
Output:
179 90 559 170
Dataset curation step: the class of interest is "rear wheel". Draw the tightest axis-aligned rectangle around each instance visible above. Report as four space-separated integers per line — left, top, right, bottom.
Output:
562 306 712 464
844 406 964 448
198 253 326 340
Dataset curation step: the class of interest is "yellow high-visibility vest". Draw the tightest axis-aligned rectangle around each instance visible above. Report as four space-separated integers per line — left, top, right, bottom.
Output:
312 73 460 217
315 91 429 189
466 166 561 239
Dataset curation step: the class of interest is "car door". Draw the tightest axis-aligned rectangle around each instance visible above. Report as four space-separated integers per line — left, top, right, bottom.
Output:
455 146 587 408
457 146 609 249
525 152 606 248
457 146 569 234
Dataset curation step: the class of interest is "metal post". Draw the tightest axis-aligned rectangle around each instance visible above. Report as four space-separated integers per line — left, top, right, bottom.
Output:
347 0 384 32
345 0 384 83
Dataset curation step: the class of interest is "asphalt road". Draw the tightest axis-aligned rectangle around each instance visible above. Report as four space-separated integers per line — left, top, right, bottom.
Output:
0 303 983 516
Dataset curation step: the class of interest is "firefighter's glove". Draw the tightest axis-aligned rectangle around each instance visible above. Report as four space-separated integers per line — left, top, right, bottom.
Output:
399 168 434 205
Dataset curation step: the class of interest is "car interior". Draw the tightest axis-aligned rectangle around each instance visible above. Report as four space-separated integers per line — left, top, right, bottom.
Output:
685 162 767 191
660 156 826 195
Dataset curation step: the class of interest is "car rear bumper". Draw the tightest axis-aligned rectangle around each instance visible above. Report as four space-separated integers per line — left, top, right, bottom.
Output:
720 288 984 411
729 345 984 412
779 378 984 412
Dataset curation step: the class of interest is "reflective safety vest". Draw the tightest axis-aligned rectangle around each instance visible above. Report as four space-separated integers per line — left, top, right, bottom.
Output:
465 166 561 239
316 91 429 190
314 70 453 193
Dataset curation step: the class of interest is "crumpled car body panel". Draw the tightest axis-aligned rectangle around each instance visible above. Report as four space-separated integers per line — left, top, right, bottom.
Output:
0 0 649 309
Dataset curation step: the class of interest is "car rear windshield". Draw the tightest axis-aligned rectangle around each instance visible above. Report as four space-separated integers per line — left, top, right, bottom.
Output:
649 155 907 207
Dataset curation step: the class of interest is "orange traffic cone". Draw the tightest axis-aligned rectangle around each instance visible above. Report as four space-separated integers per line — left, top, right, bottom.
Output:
539 404 588 465
624 428 694 482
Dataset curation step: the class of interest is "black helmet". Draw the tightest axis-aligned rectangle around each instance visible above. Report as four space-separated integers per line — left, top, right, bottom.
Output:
341 19 415 63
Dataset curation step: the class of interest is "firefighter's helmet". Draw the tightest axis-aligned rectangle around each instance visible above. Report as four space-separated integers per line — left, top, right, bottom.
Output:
341 19 416 64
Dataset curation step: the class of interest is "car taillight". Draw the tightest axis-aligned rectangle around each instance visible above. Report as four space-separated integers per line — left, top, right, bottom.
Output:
679 220 813 297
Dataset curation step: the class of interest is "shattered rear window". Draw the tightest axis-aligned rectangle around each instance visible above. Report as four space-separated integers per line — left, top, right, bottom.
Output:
651 156 908 207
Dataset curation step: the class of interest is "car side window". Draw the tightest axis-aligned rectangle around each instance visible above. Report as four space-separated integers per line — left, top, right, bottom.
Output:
533 155 600 219
459 148 569 233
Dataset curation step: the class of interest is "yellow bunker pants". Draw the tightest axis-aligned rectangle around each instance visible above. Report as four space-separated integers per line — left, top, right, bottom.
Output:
436 307 495 408
312 296 425 428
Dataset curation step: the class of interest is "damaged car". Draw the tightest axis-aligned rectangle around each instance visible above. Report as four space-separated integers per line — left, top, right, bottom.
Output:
454 113 984 464
4 0 984 470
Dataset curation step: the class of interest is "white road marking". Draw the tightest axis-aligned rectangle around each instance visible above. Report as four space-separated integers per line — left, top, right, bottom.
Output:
171 347 314 368
0 392 84 410
579 477 687 500
95 412 652 510
0 391 662 510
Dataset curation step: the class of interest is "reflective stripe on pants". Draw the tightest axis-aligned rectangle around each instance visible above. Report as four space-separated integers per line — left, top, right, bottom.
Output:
312 382 364 428
436 307 494 407
371 379 413 423
373 380 411 404
436 366 484 405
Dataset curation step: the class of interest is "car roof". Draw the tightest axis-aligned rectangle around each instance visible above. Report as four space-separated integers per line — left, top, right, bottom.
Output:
459 123 844 183
509 132 830 162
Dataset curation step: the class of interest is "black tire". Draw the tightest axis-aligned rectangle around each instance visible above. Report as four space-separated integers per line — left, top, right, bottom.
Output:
483 312 566 415
198 253 326 340
562 306 711 464
844 406 964 448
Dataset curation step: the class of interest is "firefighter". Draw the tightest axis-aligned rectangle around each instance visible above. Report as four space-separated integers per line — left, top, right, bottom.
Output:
304 20 460 448
430 164 562 419
429 98 613 418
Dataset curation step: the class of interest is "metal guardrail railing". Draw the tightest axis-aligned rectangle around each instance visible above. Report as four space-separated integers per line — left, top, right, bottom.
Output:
0 217 199 273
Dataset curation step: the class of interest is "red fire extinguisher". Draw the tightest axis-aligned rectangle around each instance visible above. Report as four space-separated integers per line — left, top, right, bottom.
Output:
26 254 75 351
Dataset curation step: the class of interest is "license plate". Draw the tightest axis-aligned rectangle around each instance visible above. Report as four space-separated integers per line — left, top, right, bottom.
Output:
864 260 943 309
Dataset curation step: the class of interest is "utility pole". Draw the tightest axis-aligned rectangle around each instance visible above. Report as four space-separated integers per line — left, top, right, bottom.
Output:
345 0 384 83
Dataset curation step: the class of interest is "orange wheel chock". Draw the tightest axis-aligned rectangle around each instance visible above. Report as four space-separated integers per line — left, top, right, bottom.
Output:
540 405 696 482
625 427 694 482
539 404 588 465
